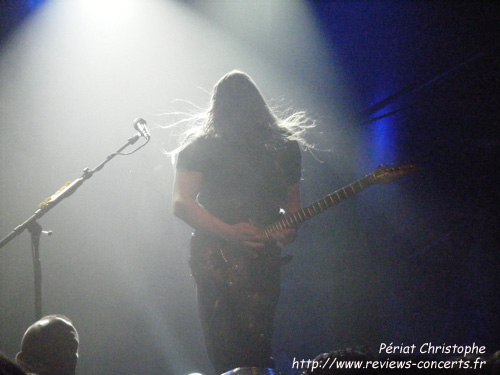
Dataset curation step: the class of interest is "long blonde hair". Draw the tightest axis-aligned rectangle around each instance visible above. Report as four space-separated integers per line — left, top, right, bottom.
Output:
171 70 314 153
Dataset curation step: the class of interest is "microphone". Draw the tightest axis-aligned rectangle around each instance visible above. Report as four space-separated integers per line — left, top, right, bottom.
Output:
133 118 151 139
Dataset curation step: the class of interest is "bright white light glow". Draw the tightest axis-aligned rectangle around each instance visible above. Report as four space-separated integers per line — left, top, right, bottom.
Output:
0 1 352 375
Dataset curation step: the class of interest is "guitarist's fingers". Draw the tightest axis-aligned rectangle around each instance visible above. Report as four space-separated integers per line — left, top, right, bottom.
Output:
231 222 260 237
271 228 296 239
242 241 265 248
271 228 297 246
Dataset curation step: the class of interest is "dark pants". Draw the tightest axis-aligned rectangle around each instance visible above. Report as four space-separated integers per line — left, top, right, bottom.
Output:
190 235 282 375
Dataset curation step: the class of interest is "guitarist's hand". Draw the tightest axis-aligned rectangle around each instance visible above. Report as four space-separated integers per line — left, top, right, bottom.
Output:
223 222 266 248
271 228 298 248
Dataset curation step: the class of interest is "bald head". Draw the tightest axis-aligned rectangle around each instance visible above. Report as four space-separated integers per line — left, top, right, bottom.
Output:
16 315 79 375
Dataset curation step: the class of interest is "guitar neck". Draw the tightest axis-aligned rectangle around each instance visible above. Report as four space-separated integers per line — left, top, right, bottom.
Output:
259 173 377 237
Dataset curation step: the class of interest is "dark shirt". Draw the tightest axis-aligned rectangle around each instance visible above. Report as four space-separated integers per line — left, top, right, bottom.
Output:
176 136 301 226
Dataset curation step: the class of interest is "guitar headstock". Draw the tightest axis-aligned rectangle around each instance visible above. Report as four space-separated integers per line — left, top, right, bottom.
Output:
373 163 419 185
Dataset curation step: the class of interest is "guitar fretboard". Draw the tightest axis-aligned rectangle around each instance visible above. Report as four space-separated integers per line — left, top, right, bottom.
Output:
259 173 377 238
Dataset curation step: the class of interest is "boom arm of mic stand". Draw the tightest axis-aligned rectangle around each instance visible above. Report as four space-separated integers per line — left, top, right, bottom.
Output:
0 130 144 320
0 132 142 249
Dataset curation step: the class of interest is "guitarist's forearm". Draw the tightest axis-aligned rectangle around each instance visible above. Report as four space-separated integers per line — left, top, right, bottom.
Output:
173 169 233 238
173 169 265 245
173 200 264 246
173 198 232 238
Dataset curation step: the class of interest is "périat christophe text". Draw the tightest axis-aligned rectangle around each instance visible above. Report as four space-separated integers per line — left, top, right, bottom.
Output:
379 342 486 356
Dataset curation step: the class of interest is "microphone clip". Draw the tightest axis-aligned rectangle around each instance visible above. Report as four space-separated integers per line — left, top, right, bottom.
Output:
133 118 151 140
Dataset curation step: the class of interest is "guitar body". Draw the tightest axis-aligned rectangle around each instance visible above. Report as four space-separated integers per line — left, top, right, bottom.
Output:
189 231 283 293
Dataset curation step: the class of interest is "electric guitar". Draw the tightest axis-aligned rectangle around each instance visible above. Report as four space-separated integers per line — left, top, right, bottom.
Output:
189 164 419 288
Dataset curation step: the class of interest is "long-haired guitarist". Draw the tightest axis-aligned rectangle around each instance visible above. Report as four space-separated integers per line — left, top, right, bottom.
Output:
172 70 313 374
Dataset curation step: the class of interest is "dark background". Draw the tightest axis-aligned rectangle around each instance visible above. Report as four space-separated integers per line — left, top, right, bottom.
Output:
1 1 499 374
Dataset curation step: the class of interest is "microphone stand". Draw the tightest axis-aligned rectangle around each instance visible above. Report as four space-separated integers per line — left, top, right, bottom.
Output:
0 131 146 320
